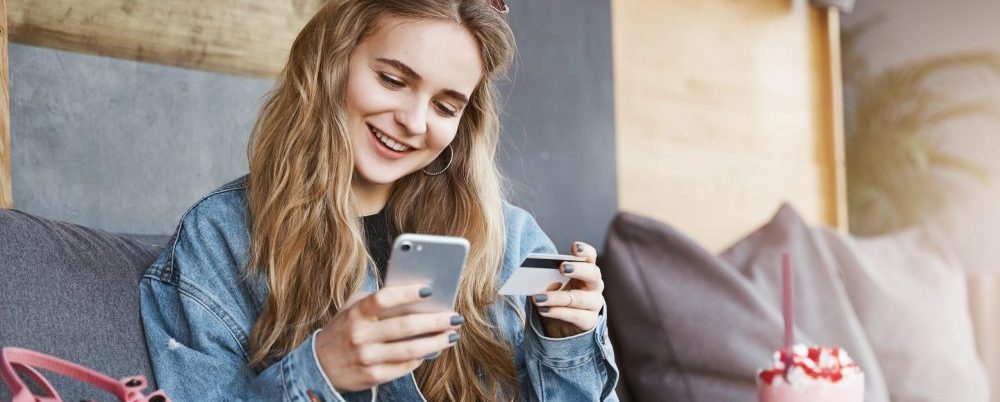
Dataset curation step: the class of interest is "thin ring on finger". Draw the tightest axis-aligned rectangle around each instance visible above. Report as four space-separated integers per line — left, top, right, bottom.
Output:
564 290 596 310
540 289 602 311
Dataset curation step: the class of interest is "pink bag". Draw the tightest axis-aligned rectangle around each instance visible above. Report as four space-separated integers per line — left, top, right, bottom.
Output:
1 347 170 402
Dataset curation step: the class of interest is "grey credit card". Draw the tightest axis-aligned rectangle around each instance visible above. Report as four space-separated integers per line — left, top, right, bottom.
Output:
499 253 587 295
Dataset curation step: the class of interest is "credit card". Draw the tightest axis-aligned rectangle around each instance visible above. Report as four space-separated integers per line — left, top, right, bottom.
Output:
499 253 587 295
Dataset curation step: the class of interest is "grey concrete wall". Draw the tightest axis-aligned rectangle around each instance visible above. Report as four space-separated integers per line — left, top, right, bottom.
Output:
10 0 616 250
11 44 271 235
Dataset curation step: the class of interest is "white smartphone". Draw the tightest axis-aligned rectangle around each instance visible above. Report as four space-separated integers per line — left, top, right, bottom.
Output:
381 233 470 318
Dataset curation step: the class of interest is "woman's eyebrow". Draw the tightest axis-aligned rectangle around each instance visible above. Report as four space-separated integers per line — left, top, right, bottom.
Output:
376 57 470 105
377 58 421 80
441 89 469 105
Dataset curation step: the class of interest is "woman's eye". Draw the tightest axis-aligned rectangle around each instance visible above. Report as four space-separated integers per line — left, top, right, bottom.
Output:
379 73 404 88
435 101 458 117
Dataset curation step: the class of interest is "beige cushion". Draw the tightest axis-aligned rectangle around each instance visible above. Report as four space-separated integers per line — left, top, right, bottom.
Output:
819 226 990 402
719 204 890 402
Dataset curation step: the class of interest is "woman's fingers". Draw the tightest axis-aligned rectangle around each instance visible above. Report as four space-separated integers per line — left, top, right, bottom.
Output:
528 240 605 333
533 289 603 312
320 285 457 391
559 261 604 292
357 330 460 365
355 284 431 319
572 241 598 264
537 307 599 332
356 312 463 343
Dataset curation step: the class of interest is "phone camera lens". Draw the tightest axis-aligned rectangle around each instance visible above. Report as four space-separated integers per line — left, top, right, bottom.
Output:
401 241 412 252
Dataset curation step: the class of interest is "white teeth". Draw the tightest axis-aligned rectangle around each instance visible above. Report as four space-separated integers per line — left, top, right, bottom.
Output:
370 125 410 152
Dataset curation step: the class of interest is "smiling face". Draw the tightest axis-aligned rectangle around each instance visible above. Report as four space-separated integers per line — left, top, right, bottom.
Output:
346 17 484 188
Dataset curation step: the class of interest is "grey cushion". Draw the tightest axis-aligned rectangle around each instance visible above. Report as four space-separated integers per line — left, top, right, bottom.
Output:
602 210 776 401
0 209 159 400
119 234 172 251
601 204 890 402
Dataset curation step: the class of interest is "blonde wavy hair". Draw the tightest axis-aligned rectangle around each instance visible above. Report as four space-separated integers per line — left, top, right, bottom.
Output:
245 0 516 400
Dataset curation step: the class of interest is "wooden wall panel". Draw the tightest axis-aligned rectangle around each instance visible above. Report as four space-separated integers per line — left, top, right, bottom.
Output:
613 0 846 250
0 0 10 208
7 0 327 78
819 7 848 232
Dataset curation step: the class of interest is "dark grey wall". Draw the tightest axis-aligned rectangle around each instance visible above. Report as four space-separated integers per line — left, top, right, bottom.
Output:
501 0 617 252
10 0 616 251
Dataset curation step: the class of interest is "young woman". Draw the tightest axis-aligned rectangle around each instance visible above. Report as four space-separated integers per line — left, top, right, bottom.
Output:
140 1 618 401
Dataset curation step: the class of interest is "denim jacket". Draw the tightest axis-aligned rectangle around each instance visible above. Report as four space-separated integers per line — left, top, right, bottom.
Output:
140 176 619 401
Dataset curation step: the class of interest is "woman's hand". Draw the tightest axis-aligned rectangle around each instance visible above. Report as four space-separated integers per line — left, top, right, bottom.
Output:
314 284 463 392
532 242 605 338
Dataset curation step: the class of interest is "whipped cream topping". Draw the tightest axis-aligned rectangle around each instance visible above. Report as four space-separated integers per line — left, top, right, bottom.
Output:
757 344 863 386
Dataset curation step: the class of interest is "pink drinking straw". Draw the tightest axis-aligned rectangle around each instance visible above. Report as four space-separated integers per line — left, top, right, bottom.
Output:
781 252 795 372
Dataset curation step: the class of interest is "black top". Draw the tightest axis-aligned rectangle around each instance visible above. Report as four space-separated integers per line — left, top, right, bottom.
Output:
362 209 392 283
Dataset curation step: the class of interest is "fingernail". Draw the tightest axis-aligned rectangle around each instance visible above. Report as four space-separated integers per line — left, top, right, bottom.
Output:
538 306 550 313
423 351 441 360
449 333 460 343
563 263 575 274
534 294 548 303
419 287 433 298
450 315 464 326
575 243 583 253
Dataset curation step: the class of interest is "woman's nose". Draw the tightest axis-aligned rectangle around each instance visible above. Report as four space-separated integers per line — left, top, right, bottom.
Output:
395 99 429 136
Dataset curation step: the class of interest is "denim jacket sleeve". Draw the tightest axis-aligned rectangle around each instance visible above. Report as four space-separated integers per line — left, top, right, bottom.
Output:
503 203 620 401
139 186 368 402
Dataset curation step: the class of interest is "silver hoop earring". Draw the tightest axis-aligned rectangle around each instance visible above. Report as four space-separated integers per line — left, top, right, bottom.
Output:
422 145 453 176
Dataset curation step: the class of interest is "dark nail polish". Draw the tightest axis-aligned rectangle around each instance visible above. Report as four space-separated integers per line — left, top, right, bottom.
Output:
563 263 575 274
534 294 548 303
450 315 464 326
575 243 583 253
538 306 550 313
419 287 433 298
449 333 460 343
423 351 441 360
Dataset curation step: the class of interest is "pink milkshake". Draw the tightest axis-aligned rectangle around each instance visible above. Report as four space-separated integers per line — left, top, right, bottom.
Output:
757 344 865 402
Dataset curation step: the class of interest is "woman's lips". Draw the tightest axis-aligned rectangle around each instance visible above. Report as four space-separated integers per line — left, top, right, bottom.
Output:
367 123 411 160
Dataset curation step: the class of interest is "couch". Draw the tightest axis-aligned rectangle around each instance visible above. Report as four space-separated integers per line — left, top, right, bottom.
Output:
0 209 165 400
1 204 991 401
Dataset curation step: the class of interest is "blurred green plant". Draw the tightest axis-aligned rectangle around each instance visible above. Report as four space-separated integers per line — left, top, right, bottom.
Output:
842 21 1000 236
